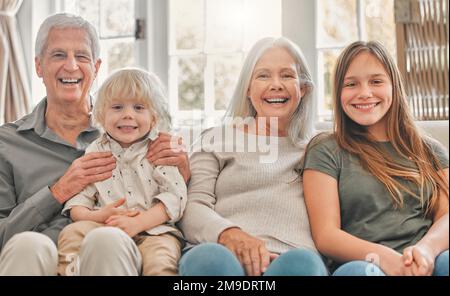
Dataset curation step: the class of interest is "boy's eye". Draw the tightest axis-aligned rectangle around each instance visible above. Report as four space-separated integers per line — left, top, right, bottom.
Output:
111 105 123 110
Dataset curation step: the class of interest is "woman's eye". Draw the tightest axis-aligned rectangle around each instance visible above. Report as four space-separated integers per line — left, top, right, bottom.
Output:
256 74 269 79
282 74 295 79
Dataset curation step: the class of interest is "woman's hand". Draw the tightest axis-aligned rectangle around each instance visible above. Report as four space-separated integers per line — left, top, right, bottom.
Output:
147 132 190 183
51 152 116 203
402 245 435 276
218 228 274 276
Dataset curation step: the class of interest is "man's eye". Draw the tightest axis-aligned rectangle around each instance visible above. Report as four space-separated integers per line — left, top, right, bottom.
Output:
77 55 91 61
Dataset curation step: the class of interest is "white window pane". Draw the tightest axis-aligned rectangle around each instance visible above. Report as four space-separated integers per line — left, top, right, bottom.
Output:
243 0 282 50
105 40 135 72
100 0 135 38
317 0 358 47
214 54 243 110
63 0 100 30
364 0 396 58
178 56 205 111
318 49 341 117
170 0 205 51
206 0 244 51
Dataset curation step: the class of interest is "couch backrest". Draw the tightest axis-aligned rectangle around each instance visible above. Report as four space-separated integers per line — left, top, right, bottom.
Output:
315 120 449 150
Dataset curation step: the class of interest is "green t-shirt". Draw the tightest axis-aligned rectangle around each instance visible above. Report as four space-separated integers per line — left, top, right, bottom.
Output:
303 134 449 254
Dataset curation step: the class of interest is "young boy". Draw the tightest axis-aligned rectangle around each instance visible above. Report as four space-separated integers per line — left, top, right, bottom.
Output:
58 68 187 276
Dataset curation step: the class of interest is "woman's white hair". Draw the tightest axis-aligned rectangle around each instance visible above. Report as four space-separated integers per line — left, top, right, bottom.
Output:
35 13 100 61
224 37 316 146
94 67 171 132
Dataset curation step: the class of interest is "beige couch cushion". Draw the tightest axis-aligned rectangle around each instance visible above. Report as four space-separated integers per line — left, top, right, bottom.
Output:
315 121 449 150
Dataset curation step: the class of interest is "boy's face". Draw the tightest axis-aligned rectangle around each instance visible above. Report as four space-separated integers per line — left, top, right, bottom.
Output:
103 98 154 148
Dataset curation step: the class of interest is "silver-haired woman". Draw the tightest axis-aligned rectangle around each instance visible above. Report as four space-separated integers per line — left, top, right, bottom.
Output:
178 37 327 276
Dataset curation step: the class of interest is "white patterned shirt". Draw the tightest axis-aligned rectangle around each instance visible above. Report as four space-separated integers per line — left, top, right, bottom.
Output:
63 133 187 237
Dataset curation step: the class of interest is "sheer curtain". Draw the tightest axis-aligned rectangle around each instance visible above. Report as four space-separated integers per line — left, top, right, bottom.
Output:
0 0 30 124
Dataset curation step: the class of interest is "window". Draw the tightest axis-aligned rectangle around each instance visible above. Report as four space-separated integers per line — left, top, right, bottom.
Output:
60 0 137 89
316 0 396 121
168 0 281 128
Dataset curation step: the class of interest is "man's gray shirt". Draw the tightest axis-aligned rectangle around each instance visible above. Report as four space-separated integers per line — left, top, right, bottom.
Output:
0 98 99 250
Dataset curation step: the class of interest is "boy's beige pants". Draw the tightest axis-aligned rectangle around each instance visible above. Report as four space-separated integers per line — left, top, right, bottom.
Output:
57 220 182 276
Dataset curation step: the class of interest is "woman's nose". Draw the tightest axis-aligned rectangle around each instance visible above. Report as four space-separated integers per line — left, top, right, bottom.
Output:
269 77 284 91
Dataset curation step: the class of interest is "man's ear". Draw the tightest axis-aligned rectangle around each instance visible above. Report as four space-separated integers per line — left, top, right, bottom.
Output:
35 56 43 78
94 58 102 77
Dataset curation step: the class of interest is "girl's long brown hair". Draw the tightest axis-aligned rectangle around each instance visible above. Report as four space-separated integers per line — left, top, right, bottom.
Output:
333 41 448 215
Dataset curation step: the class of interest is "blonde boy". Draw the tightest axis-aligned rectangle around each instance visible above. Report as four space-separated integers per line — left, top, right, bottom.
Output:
58 68 186 276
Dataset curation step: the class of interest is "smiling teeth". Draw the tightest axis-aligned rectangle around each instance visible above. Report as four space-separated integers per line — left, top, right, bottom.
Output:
354 103 377 109
61 78 80 83
265 98 288 103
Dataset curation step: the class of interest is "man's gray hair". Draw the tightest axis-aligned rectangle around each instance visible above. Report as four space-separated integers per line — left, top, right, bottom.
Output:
224 37 316 146
35 13 100 60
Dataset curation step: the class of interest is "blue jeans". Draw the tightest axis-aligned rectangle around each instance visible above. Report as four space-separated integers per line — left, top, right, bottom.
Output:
332 250 449 276
179 243 328 276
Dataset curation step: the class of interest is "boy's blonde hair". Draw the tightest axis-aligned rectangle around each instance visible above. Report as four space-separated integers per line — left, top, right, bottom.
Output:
94 68 171 132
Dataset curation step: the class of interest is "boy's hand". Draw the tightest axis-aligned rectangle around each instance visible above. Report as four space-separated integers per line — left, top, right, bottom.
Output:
105 214 143 237
96 198 139 223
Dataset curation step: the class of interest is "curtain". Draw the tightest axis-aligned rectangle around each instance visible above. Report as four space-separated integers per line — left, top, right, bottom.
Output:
0 0 30 125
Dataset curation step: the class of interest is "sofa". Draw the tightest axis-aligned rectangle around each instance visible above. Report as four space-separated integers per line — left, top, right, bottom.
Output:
315 120 449 150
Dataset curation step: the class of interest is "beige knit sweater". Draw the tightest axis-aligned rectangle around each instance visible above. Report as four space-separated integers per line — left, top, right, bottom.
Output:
179 127 317 254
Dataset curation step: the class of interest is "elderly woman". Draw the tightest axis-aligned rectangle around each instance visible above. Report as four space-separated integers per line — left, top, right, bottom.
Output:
0 13 189 276
178 37 328 276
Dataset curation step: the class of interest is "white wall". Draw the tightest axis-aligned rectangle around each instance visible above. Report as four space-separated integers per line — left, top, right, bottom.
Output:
17 0 54 104
282 0 318 119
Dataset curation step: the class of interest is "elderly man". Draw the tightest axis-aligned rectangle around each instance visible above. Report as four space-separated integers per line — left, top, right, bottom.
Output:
0 13 189 275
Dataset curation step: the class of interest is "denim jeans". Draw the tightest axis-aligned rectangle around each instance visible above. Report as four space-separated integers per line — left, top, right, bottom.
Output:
179 242 328 276
332 249 449 276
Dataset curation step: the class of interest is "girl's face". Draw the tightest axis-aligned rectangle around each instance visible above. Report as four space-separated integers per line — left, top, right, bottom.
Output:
340 51 393 140
247 47 304 135
103 98 154 148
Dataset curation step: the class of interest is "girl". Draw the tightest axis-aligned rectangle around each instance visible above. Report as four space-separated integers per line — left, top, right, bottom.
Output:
302 41 449 276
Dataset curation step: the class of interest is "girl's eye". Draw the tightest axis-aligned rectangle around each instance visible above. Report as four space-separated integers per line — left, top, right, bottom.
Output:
344 82 355 87
372 79 383 85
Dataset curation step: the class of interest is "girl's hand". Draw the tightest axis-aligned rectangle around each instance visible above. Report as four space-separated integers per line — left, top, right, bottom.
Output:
403 245 435 276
